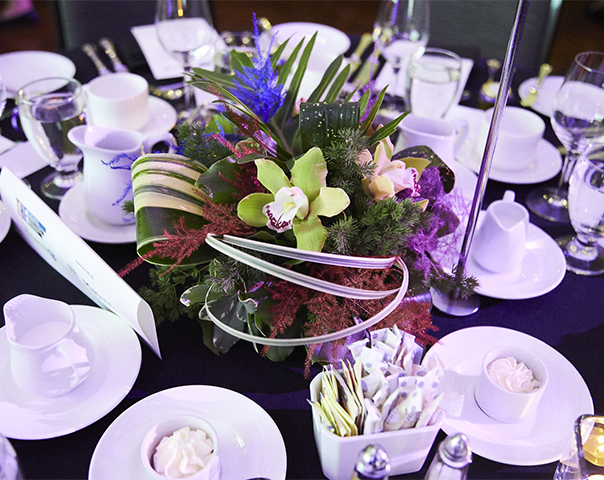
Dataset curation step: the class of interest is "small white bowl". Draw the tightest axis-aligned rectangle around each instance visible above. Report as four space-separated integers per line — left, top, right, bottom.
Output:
310 372 440 480
141 415 220 480
475 346 548 423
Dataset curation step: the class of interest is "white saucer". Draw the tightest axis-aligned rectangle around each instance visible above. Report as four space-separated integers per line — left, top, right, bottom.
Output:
0 305 141 440
0 51 76 97
89 385 287 480
519 75 565 117
138 96 177 139
0 200 10 243
269 22 350 55
424 326 593 466
447 105 563 184
59 183 136 244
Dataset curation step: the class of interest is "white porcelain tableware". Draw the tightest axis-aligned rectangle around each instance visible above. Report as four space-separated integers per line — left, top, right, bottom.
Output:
518 75 564 117
424 326 593 466
269 22 351 56
141 415 220 480
396 114 468 166
89 385 287 480
85 73 150 131
0 200 11 243
470 190 529 274
0 305 142 440
310 372 440 480
474 346 548 423
0 51 76 97
3 294 94 398
68 125 175 226
475 106 545 171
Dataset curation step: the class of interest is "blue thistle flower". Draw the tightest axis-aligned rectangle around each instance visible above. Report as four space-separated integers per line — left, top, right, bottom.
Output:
232 13 285 123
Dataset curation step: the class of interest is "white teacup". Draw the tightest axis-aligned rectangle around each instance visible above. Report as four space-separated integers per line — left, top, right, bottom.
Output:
395 114 468 166
475 106 545 171
68 125 175 226
85 73 150 131
471 190 529 273
141 415 220 480
475 346 548 423
4 294 94 398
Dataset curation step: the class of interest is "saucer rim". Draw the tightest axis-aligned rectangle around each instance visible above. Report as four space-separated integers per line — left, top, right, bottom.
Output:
0 200 11 243
518 75 565 117
0 305 141 440
425 326 594 466
58 183 136 244
139 96 177 139
89 385 287 480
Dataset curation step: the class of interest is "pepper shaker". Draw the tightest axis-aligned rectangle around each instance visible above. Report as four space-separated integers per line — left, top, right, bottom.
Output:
424 433 472 480
351 444 391 480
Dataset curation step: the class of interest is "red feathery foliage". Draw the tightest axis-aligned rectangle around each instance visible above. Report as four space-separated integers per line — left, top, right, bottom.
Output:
218 162 266 201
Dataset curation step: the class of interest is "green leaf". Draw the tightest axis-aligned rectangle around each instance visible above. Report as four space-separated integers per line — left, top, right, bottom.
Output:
271 39 290 70
323 63 351 103
229 49 254 71
299 102 360 151
196 158 242 204
392 145 456 193
276 38 303 87
360 86 388 134
307 55 344 103
368 111 410 145
237 193 274 227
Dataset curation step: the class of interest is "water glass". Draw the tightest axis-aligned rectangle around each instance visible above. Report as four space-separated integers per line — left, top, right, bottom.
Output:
555 414 604 480
558 150 604 275
407 48 462 119
17 77 85 200
0 433 22 480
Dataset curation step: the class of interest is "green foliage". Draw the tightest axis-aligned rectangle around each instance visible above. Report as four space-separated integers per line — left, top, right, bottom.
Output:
175 122 233 168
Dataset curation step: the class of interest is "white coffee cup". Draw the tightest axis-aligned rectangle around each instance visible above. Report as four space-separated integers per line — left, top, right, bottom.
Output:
141 415 220 480
470 190 529 273
68 125 175 225
475 106 545 171
395 114 469 166
86 73 150 131
4 294 95 398
475 346 548 423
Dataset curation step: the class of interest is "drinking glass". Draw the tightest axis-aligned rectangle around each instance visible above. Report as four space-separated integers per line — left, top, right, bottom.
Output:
527 51 604 223
373 0 429 109
558 150 604 275
407 48 462 118
0 433 22 480
17 77 85 200
155 0 215 116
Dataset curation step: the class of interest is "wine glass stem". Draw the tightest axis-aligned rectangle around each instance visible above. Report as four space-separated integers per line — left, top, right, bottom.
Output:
558 149 580 189
567 234 599 262
182 63 195 112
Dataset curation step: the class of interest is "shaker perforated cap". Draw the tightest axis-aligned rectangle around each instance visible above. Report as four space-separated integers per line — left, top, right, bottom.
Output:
439 433 472 469
355 444 391 479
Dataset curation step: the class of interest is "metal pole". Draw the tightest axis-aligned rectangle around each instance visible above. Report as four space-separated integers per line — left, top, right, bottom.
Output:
432 0 531 316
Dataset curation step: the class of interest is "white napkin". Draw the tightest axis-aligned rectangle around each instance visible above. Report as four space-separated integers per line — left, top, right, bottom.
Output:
0 141 49 179
131 24 217 80
375 57 474 107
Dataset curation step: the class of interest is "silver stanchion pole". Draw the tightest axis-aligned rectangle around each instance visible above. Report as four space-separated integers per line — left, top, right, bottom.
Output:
432 0 531 316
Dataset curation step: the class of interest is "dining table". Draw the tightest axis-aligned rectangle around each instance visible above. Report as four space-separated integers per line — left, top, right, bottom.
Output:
0 30 602 480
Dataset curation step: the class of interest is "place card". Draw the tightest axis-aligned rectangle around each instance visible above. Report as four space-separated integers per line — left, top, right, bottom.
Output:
0 168 161 357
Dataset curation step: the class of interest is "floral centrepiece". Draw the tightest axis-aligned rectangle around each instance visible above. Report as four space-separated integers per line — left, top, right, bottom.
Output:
123 17 476 371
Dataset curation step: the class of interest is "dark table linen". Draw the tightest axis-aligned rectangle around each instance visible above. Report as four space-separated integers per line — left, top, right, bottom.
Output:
0 39 602 480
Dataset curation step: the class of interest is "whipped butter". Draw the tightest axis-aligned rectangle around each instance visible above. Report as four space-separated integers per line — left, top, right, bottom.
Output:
487 356 540 393
153 426 214 478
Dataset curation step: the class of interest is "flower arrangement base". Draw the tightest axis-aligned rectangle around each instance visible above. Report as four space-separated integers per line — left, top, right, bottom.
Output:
309 373 441 480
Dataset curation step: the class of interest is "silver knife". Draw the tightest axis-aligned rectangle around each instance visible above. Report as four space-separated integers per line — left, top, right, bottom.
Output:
99 37 129 73
82 43 111 75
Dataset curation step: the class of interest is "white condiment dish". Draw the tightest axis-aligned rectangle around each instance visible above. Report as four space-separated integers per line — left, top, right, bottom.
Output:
475 346 548 423
141 415 220 480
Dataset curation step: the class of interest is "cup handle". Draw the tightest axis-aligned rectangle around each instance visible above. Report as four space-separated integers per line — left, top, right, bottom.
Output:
55 342 83 390
502 190 516 202
450 118 469 156
143 131 176 154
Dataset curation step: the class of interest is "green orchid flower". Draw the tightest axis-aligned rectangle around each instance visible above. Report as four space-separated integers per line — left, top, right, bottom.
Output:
237 147 350 252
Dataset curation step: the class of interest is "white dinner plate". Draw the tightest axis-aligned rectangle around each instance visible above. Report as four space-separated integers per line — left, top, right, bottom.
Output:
447 105 562 184
269 22 351 55
89 385 287 480
424 326 593 466
518 75 565 117
0 51 76 97
438 211 566 300
0 199 11 243
139 96 177 139
59 182 136 244
0 305 141 440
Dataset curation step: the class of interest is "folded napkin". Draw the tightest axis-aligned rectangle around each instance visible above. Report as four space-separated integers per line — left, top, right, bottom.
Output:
131 24 217 80
0 140 49 179
375 57 474 106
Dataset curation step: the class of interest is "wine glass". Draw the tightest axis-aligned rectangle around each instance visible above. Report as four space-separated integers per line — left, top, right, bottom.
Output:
407 47 462 118
373 0 429 111
17 77 85 200
557 149 604 275
155 0 215 117
527 51 604 223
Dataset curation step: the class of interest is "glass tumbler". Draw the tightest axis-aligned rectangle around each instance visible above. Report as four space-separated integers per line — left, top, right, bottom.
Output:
555 414 604 480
